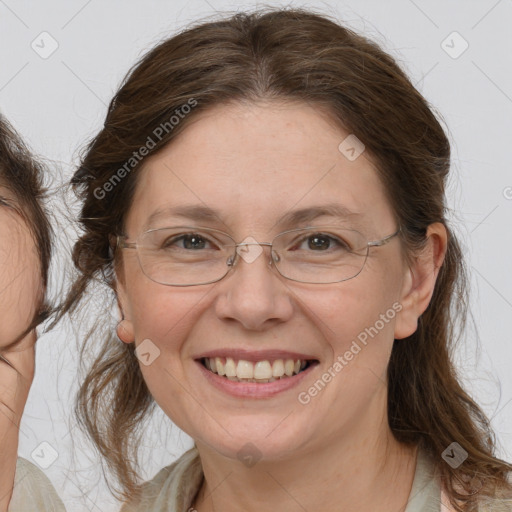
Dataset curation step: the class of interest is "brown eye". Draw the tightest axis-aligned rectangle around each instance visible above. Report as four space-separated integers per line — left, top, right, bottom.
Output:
171 234 207 250
157 232 219 251
294 233 350 252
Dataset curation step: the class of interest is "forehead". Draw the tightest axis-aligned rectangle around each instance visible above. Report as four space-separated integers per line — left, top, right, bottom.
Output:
126 101 395 236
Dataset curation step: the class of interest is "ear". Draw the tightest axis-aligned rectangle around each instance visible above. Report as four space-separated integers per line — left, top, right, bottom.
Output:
394 222 448 340
115 269 135 344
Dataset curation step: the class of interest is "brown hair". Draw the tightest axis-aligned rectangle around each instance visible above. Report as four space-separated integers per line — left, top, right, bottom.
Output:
62 7 512 509
0 114 52 338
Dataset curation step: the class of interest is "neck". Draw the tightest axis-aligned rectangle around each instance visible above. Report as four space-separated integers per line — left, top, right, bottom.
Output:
193 398 418 512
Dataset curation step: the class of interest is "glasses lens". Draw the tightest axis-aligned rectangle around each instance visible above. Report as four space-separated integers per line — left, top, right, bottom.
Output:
272 227 369 284
133 226 369 286
136 227 234 286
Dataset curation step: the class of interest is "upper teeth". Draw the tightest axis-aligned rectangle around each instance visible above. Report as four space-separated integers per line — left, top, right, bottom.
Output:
204 357 307 381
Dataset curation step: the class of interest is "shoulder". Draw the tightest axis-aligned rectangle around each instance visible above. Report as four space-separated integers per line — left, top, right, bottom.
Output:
477 471 512 512
441 470 512 512
415 448 512 512
8 457 66 512
120 447 203 512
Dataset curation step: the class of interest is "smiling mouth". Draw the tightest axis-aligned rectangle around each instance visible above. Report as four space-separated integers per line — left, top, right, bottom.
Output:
200 357 317 383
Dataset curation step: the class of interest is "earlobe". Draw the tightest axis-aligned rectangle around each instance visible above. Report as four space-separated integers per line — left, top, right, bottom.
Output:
116 319 135 344
115 274 135 344
394 223 448 340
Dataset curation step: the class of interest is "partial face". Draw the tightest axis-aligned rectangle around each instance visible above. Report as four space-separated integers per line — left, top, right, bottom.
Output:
0 189 42 348
117 101 409 461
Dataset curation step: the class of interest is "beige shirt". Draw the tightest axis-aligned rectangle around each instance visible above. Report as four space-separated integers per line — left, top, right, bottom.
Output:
120 446 512 512
8 451 511 511
8 457 66 512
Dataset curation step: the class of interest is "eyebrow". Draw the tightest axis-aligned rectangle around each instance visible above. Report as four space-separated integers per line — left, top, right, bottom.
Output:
145 203 363 230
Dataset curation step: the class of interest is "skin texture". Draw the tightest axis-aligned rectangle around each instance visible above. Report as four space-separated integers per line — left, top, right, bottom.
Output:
116 101 447 512
0 189 40 512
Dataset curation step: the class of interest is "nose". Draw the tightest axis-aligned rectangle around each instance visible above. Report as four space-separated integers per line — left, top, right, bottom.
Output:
213 241 294 331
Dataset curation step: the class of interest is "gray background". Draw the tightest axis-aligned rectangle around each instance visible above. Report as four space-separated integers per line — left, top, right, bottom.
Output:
1 0 511 510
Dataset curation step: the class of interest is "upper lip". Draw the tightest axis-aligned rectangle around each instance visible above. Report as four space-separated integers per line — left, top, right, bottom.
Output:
194 349 319 362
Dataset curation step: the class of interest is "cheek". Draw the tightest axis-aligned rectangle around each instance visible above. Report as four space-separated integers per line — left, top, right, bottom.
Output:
298 263 402 374
296 281 401 435
125 267 205 359
129 286 204 426
130 287 196 338
0 237 42 345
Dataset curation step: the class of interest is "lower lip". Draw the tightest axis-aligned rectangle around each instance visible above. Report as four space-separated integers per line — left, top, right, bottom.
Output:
195 360 317 399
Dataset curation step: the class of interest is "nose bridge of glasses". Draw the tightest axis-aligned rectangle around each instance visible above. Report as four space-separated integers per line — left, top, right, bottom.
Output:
236 241 273 249
227 239 278 268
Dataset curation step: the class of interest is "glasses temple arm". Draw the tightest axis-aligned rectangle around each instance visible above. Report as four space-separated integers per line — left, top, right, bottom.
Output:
367 226 401 247
115 235 137 250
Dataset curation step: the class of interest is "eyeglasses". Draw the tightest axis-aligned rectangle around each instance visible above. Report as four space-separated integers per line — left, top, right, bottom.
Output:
116 224 401 286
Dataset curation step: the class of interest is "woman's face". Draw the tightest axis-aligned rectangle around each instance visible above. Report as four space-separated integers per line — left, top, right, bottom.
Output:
0 188 42 348
117 101 416 462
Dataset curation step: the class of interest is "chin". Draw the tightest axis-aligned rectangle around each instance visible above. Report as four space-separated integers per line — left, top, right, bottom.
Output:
191 414 314 464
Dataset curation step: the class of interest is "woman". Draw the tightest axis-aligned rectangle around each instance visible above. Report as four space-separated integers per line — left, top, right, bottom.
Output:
0 115 64 511
63 7 512 511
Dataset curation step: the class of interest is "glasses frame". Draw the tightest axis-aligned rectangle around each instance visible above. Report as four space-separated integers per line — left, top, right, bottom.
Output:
116 224 401 286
